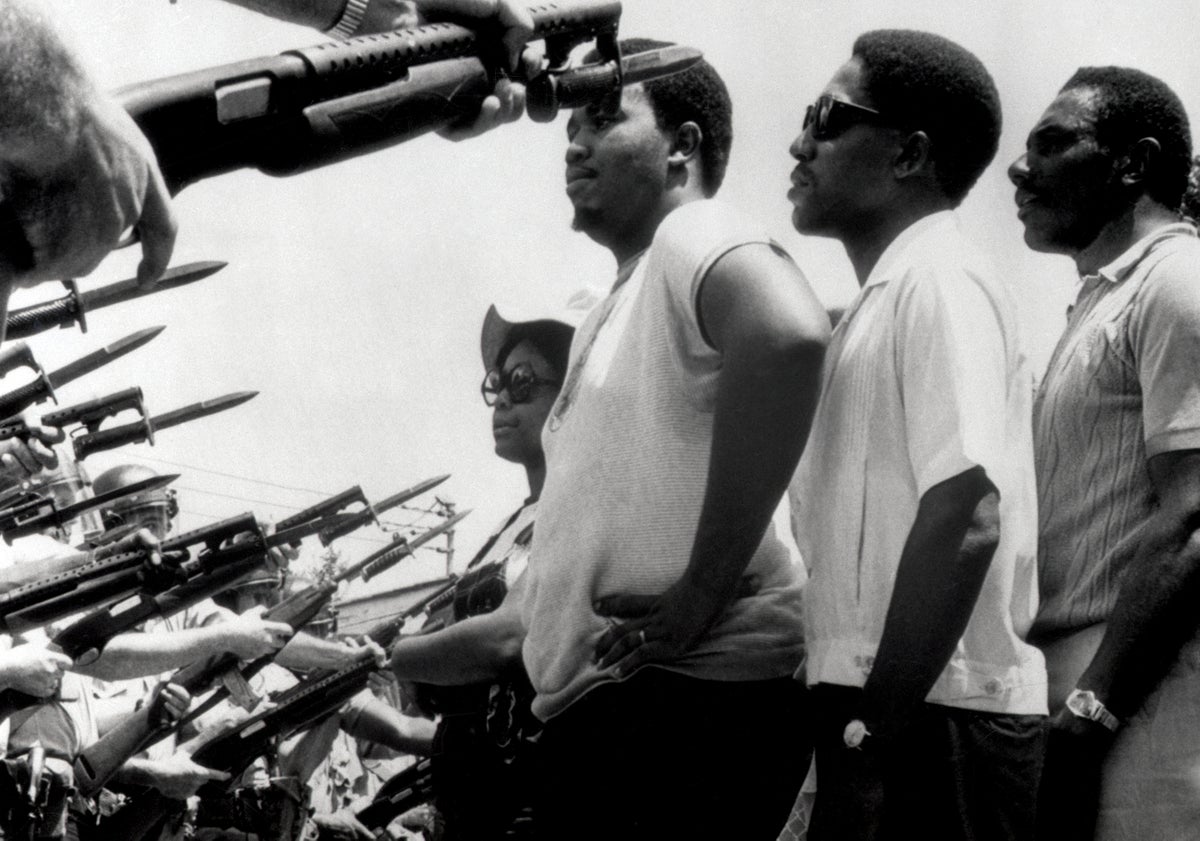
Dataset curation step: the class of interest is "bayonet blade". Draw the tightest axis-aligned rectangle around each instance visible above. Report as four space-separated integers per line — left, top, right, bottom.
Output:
55 473 179 524
46 326 166 390
78 261 228 313
405 509 470 553
372 474 451 520
148 391 258 432
621 46 704 86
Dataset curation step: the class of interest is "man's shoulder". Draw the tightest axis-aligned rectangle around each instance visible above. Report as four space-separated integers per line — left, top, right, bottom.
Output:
652 198 776 255
1136 233 1200 315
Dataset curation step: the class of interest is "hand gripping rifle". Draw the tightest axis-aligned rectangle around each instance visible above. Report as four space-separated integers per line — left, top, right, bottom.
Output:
73 509 468 796
117 1 700 196
97 574 461 841
0 511 339 722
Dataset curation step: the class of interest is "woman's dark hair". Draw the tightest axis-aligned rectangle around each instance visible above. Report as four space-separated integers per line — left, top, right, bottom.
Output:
495 321 574 380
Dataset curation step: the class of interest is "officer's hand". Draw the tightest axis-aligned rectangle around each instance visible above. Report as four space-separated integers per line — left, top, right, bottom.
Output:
313 808 375 841
0 89 176 286
0 643 71 697
146 680 192 727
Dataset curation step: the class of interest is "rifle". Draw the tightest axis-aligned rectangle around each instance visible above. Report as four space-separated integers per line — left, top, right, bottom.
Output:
0 471 178 545
96 573 462 841
73 511 468 796
0 326 163 420
0 387 150 444
353 758 434 832
71 391 258 461
0 512 339 722
0 509 251 634
318 474 449 546
117 1 699 196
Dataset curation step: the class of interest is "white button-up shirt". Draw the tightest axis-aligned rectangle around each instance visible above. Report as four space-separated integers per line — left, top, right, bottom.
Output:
790 211 1046 715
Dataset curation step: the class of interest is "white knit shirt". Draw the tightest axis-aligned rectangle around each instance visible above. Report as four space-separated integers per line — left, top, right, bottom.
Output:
521 200 807 721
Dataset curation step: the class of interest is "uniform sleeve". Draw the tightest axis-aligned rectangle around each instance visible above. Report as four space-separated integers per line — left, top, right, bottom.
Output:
894 268 1009 497
1132 249 1200 456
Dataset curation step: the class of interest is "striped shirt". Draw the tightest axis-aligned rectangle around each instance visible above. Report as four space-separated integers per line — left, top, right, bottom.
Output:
1032 223 1200 640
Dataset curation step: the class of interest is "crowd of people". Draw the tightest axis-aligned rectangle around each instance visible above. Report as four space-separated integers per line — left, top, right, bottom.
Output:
1 0 1199 840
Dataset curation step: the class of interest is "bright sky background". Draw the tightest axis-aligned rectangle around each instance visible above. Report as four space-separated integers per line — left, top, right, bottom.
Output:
18 0 1200 600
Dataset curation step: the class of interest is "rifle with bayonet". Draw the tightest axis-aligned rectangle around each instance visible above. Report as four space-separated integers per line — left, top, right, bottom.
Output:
73 504 465 796
0 505 249 634
319 474 449 546
0 387 150 444
72 390 257 461
0 510 340 721
115 1 699 197
0 471 177 545
0 326 163 419
94 573 463 841
4 261 226 341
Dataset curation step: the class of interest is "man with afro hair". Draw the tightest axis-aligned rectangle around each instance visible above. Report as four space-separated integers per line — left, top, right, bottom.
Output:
788 30 1047 839
1011 66 1200 841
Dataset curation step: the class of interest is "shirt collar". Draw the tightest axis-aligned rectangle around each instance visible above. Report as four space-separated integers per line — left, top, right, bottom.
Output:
1084 222 1198 285
863 210 958 289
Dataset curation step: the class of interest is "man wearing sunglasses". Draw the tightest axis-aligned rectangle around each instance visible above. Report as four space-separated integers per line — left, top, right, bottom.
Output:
1010 69 1200 841
516 38 829 841
787 30 1047 839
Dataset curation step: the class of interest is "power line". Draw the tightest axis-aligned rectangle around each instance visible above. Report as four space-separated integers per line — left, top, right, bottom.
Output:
120 452 337 497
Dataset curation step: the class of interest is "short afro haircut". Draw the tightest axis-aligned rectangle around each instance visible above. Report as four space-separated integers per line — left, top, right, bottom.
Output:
619 38 733 195
852 30 1001 204
1178 155 1200 224
1062 67 1193 210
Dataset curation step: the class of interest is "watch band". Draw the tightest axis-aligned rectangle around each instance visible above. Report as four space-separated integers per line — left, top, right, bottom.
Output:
325 0 370 39
1066 689 1121 732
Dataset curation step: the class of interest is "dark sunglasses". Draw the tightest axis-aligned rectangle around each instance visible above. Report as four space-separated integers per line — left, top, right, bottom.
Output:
481 362 561 406
803 94 885 140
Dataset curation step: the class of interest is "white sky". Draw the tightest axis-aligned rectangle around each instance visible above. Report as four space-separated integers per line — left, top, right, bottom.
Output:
19 0 1200 597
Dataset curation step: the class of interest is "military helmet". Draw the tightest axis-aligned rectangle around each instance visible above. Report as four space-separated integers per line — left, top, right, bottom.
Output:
92 463 178 538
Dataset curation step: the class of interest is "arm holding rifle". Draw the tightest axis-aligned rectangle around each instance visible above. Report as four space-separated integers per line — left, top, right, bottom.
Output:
74 605 293 680
0 0 175 289
0 642 71 697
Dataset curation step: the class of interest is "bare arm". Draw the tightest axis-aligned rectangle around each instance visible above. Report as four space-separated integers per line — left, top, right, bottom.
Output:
1076 449 1200 719
341 693 436 755
861 467 1001 732
391 576 525 685
596 243 829 670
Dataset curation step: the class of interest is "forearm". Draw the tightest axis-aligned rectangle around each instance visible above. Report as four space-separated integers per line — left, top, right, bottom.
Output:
0 1 91 167
1079 521 1200 719
342 695 435 754
391 608 524 685
77 625 243 680
862 469 999 729
275 631 361 672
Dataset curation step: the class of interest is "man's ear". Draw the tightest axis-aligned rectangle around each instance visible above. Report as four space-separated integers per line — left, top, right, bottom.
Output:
892 130 933 180
1118 137 1161 189
668 121 703 168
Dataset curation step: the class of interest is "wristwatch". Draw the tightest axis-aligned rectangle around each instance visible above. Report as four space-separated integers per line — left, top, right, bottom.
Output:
325 0 370 38
1064 689 1121 732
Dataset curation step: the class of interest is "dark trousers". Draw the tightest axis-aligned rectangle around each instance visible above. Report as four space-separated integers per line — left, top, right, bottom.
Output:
534 669 810 841
808 684 1045 841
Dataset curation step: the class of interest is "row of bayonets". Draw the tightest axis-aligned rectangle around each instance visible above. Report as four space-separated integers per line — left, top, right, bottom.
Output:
0 260 252 541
